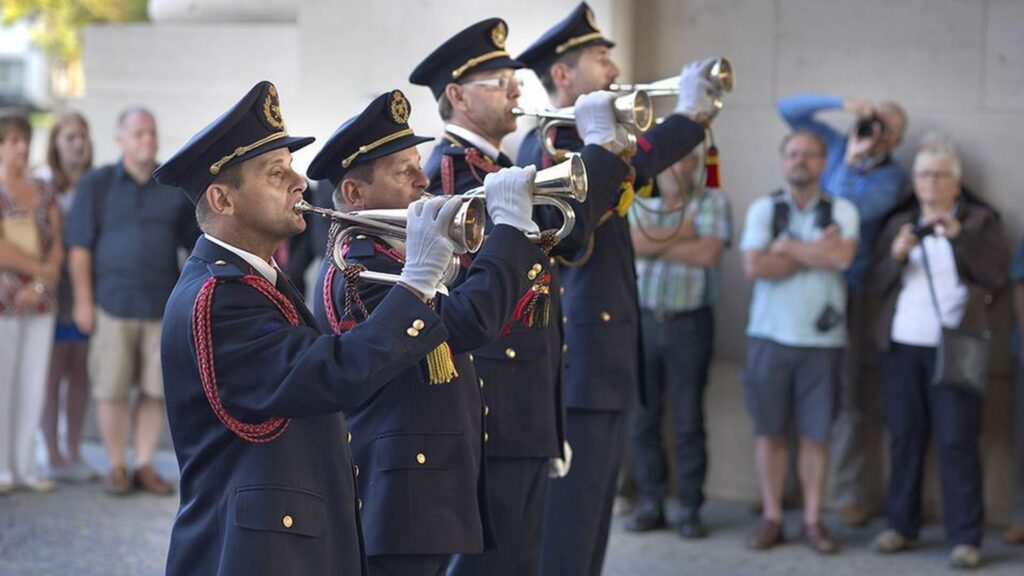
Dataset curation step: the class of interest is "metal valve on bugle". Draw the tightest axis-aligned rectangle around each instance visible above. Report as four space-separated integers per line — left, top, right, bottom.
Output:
293 197 485 287
512 91 653 158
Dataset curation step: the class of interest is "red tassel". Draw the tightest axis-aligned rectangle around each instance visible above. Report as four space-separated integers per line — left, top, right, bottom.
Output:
705 144 721 189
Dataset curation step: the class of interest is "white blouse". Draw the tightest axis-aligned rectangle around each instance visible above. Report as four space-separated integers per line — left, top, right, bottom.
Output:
891 234 968 347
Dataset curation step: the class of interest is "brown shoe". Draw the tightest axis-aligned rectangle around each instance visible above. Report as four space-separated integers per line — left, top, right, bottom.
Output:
1004 524 1024 545
133 464 174 495
802 522 839 554
840 504 869 527
105 466 133 496
747 520 785 550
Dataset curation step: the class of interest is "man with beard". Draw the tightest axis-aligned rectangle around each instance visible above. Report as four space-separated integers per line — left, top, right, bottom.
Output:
739 130 859 554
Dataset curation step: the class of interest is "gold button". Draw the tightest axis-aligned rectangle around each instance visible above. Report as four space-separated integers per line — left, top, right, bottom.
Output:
532 263 543 272
407 327 420 337
549 257 556 266
282 515 293 528
356 234 367 240
354 465 359 477
559 287 565 295
484 432 489 442
416 453 426 465
412 319 425 330
527 270 538 280
358 498 363 510
484 405 490 416
505 348 516 359
214 260 227 266
562 315 567 324
479 378 485 389
600 311 611 322
469 353 474 362
562 343 568 353
348 431 352 443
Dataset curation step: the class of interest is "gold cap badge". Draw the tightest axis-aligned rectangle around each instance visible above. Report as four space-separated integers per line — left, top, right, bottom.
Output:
262 85 284 130
388 90 410 125
586 8 600 32
491 21 507 49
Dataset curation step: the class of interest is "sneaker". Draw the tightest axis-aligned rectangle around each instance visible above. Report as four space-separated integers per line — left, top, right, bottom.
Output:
133 464 174 495
22 478 57 493
105 466 133 496
872 529 915 553
747 519 785 550
1003 524 1024 545
625 500 666 532
949 544 981 569
801 522 839 554
840 504 869 527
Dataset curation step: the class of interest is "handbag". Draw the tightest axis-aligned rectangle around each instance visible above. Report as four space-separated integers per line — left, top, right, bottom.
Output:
919 241 991 395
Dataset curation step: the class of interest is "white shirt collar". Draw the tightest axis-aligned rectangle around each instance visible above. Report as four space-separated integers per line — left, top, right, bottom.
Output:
204 234 279 284
444 124 502 161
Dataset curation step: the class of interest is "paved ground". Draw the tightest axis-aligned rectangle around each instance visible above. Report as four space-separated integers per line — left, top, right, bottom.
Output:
1 444 1022 575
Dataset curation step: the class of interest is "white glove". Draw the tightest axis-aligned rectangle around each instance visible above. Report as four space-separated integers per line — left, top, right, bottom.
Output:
574 91 620 148
398 196 461 300
674 58 718 120
484 165 539 236
548 441 573 478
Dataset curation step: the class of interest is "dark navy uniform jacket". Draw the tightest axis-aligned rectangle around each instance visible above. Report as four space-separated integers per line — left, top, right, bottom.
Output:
423 130 628 457
312 224 543 555
517 114 705 411
162 236 448 575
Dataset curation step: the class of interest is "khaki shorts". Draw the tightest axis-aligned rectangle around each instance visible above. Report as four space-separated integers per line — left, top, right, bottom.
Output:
89 307 164 401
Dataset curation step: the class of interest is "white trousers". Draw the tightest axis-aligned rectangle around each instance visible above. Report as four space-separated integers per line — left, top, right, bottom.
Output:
0 313 55 485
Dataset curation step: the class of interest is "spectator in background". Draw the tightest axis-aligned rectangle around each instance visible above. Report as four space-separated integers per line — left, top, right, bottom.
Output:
1009 239 1024 545
777 93 908 526
0 113 63 494
625 151 732 539
869 145 1007 569
65 108 198 496
38 111 98 482
741 131 858 554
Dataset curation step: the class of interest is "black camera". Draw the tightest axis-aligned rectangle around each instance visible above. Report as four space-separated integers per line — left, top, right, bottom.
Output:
912 223 935 239
854 115 884 138
815 304 843 333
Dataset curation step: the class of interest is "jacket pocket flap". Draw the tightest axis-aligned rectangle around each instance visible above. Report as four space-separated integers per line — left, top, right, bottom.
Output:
234 486 326 537
375 431 463 472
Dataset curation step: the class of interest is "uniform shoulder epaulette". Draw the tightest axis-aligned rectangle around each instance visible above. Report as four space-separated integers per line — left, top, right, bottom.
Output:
345 234 380 259
206 259 246 281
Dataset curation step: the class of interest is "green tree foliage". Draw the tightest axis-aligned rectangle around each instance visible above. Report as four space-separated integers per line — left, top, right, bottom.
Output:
1 0 149 63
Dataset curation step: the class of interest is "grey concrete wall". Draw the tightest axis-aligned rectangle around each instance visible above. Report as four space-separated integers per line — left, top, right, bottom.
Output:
632 0 1023 523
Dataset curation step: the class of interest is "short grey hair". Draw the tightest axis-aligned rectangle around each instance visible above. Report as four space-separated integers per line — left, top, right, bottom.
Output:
914 145 961 179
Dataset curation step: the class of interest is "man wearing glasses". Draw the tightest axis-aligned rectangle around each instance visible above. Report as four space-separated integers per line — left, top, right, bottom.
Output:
777 93 909 528
411 17 633 576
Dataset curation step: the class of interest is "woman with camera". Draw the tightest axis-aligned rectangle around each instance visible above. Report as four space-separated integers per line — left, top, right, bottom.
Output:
869 144 1008 569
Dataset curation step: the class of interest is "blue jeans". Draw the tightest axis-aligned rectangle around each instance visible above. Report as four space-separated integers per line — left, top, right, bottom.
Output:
629 307 714 511
879 343 984 546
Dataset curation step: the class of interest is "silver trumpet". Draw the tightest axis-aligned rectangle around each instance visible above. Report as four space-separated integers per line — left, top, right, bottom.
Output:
512 90 653 158
460 154 589 244
609 57 734 121
293 197 485 286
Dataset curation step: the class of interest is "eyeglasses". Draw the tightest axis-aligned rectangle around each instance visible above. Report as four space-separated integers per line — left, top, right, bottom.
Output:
462 76 523 92
782 151 824 160
914 170 954 180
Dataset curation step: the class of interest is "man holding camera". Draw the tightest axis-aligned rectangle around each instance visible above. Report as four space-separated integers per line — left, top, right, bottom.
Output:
777 93 908 526
741 130 859 554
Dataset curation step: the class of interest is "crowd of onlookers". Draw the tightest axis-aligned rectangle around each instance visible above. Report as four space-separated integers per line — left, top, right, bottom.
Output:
624 92 1021 570
0 89 1022 571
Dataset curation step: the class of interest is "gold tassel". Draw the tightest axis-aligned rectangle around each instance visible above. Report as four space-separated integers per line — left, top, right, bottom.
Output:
426 343 458 385
616 181 636 216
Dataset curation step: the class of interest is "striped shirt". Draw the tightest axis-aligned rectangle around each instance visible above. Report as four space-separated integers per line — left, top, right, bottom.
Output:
630 188 733 313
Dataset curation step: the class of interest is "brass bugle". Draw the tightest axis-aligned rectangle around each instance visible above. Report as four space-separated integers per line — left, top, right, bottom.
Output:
293 197 484 287
609 57 734 120
462 155 588 244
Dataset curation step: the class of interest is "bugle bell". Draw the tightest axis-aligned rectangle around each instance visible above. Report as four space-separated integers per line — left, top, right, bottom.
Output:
512 90 653 158
609 57 734 121
462 154 589 244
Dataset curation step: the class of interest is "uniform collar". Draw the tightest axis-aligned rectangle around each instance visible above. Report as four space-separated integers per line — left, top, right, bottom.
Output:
203 233 279 284
444 123 502 161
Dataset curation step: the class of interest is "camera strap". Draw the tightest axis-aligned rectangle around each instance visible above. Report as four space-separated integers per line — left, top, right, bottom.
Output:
770 189 833 239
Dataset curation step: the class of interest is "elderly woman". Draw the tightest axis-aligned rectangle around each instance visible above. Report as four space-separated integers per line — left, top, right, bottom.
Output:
0 113 63 494
38 112 96 482
869 145 1008 569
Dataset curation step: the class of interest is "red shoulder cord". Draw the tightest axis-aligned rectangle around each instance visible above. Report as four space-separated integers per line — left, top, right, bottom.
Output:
191 274 297 443
322 239 404 335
